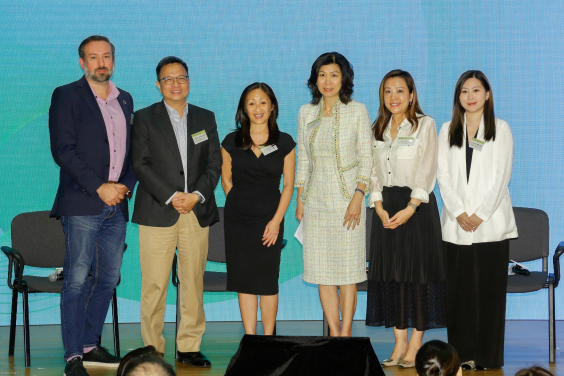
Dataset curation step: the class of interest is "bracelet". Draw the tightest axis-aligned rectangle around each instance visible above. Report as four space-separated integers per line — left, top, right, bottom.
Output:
407 202 419 213
355 188 365 196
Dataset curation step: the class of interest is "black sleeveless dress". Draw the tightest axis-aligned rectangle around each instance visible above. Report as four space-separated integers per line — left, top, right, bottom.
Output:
222 131 296 295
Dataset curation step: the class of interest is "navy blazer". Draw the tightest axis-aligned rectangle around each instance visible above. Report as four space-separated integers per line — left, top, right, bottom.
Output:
48 76 137 221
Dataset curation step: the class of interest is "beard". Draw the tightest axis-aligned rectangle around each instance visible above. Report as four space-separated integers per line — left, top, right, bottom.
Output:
84 66 113 82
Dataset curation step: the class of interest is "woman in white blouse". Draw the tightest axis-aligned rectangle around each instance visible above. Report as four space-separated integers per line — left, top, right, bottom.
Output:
367 70 446 368
437 70 517 370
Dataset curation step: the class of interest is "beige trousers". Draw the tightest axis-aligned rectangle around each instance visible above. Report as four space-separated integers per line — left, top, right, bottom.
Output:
139 212 209 353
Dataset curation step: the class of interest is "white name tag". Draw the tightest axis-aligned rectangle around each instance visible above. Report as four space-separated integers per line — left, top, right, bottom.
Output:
469 138 484 151
396 137 415 146
192 130 208 144
261 144 278 156
306 119 321 131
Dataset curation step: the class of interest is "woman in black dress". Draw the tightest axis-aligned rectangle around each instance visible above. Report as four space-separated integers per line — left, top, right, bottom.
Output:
221 82 296 335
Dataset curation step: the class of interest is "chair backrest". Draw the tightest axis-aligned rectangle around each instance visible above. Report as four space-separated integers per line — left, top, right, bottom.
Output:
366 208 373 262
11 211 66 268
208 207 226 263
509 207 549 267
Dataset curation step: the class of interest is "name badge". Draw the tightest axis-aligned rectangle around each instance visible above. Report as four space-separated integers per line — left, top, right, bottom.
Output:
192 130 208 144
306 119 321 131
396 137 415 146
261 144 278 156
130 114 134 125
469 138 484 151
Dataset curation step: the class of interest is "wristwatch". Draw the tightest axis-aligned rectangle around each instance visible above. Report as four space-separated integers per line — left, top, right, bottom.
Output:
407 202 419 213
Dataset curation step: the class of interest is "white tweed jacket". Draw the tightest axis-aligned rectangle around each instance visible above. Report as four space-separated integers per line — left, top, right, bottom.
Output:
295 99 373 203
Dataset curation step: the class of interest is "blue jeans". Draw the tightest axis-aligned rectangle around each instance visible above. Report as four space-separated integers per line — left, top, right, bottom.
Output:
60 205 125 361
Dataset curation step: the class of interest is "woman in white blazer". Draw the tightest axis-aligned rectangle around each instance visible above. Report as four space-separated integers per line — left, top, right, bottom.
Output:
437 70 518 370
366 70 446 368
295 52 372 337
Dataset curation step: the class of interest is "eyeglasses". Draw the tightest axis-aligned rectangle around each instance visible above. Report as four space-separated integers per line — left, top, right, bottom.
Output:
159 75 188 85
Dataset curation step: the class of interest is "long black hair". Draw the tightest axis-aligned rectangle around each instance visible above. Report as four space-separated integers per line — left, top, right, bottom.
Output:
449 70 495 148
234 82 280 149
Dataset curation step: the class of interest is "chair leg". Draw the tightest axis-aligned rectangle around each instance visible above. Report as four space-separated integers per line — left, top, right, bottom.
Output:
175 283 180 359
111 289 120 357
9 288 18 356
22 288 30 367
323 313 330 337
549 279 556 363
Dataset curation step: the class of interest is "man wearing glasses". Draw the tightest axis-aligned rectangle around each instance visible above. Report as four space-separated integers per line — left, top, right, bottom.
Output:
131 56 221 367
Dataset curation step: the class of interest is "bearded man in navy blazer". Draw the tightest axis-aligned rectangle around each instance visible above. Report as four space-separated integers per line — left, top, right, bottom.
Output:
48 35 136 376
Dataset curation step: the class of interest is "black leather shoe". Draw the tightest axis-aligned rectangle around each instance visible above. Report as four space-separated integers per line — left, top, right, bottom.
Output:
177 351 212 367
82 346 121 368
64 357 89 376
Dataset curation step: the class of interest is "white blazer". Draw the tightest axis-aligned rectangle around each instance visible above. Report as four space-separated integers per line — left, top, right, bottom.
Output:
437 116 518 245
295 99 373 203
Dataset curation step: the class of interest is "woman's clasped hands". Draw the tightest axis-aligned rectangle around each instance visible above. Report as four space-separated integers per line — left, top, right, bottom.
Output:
374 201 416 230
456 212 483 232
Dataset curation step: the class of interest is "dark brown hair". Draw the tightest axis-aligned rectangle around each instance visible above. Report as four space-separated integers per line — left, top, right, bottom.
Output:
234 82 280 149
448 70 495 148
515 366 554 376
117 346 175 376
78 35 115 60
415 340 461 376
307 52 354 105
372 70 424 141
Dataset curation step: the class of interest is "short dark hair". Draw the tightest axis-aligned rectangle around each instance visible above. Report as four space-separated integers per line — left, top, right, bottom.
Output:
117 346 175 376
234 82 280 149
515 366 554 376
415 340 461 376
156 56 189 79
78 35 115 60
307 52 354 105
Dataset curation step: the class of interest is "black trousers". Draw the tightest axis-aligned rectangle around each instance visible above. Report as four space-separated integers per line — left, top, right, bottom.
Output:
444 240 509 369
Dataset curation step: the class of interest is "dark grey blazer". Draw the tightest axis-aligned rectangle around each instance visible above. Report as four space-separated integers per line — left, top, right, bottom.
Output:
131 101 222 228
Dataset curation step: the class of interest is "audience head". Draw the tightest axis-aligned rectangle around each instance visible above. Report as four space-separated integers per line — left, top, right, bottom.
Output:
415 340 461 376
307 52 354 105
117 346 175 376
515 366 554 376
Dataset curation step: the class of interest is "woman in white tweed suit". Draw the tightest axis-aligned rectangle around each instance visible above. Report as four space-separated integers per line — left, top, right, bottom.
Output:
295 52 373 337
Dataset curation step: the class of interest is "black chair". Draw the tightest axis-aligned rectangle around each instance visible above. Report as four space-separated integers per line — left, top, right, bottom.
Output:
1 211 122 367
323 208 373 336
507 207 564 363
172 207 287 356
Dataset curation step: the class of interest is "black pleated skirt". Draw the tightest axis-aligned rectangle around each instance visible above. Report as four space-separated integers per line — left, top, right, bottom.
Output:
366 186 446 330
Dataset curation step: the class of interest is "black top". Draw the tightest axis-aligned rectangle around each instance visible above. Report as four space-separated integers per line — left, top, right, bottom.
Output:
221 131 296 196
465 135 473 182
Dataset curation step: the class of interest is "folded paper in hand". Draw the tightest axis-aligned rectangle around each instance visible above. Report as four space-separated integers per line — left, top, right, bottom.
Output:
294 220 304 245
